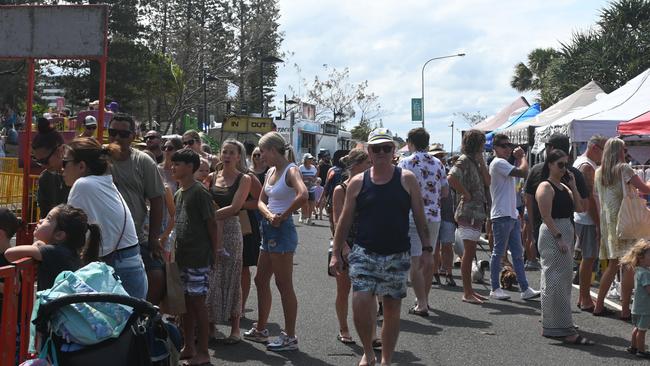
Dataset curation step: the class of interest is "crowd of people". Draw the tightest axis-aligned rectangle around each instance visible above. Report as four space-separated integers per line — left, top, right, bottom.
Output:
0 112 649 365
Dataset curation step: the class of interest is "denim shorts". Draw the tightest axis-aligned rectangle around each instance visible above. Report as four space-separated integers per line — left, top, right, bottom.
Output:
633 314 650 331
179 266 210 296
438 220 456 245
261 217 298 254
348 245 411 299
140 241 164 271
102 245 148 299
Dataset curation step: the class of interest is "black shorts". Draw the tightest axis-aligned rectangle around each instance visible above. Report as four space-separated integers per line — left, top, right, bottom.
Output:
308 191 315 201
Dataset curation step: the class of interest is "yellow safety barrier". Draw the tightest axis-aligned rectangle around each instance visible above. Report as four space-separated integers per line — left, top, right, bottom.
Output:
0 172 40 219
0 158 20 173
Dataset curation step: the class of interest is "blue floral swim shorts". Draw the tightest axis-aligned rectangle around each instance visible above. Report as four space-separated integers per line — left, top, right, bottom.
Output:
348 245 411 299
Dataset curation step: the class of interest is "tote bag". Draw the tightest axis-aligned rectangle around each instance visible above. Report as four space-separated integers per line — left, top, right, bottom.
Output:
617 175 650 240
159 250 186 315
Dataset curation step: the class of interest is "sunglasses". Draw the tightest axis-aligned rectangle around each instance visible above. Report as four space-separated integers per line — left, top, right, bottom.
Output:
556 161 567 169
183 139 195 146
253 153 261 158
144 135 159 141
370 145 394 154
32 146 59 167
86 125 97 130
495 142 514 149
108 128 132 138
61 159 75 168
164 145 176 152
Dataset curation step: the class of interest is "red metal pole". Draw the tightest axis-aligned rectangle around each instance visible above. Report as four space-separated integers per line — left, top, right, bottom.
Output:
20 59 35 236
98 58 107 140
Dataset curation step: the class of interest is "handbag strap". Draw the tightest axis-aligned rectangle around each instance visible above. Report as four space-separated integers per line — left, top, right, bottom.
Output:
111 196 128 255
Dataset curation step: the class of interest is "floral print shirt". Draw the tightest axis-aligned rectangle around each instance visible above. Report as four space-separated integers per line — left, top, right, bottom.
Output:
398 151 448 222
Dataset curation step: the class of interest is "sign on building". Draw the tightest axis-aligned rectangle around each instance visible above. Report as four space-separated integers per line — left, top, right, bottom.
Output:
223 116 273 134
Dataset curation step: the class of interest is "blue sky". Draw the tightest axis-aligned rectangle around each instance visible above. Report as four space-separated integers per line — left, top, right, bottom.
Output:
273 0 611 150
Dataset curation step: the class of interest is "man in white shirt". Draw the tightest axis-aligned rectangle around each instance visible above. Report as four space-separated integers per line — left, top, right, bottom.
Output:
488 134 540 300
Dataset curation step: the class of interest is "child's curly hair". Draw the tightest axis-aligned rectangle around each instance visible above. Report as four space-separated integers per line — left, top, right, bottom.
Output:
621 239 650 269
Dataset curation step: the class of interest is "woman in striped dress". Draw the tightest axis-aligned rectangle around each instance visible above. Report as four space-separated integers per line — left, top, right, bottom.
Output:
535 149 591 345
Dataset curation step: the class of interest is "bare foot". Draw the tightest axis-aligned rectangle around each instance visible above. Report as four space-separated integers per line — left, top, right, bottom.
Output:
184 351 211 366
359 353 376 366
462 296 483 305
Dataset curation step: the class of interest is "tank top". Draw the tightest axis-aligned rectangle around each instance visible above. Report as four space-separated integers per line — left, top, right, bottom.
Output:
210 173 242 208
355 167 411 255
573 155 597 225
547 180 574 219
264 163 297 215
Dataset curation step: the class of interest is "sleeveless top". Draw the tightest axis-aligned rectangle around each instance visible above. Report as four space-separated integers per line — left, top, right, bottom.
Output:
264 163 297 214
355 167 411 255
210 173 243 208
573 155 597 225
547 180 574 219
339 181 357 248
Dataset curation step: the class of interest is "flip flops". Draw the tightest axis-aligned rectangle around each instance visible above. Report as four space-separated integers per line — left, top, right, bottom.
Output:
563 335 594 346
592 307 615 317
408 306 429 317
337 333 356 345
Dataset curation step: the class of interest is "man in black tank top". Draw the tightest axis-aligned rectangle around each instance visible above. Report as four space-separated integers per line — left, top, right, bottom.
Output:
330 128 431 366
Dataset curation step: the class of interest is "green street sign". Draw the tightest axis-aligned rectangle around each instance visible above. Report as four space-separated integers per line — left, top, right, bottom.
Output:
411 98 422 121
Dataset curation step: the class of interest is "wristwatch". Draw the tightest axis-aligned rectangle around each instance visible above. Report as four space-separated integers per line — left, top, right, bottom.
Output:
422 246 433 252
554 233 562 240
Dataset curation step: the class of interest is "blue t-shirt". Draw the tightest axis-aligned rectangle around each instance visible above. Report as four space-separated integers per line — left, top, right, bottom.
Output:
633 266 650 315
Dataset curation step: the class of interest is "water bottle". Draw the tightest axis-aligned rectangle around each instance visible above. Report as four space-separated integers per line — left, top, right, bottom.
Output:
327 240 335 277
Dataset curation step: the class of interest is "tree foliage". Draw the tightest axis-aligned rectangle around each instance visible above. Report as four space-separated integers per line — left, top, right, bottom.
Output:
511 0 650 108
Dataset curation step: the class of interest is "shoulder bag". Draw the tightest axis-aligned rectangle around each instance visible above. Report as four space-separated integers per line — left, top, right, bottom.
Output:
617 174 650 240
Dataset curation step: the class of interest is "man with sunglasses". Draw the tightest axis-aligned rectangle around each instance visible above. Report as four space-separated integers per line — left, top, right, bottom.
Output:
79 115 97 138
331 128 430 366
524 134 589 271
573 135 607 311
144 130 164 164
488 134 540 300
108 113 166 304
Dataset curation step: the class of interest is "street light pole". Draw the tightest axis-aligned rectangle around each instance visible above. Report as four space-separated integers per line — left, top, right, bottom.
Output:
449 120 454 154
421 53 466 129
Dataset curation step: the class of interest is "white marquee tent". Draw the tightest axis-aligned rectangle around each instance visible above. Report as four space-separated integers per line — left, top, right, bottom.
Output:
532 68 650 154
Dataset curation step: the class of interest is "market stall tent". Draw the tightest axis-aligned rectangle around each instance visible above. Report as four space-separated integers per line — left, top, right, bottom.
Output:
471 96 529 132
533 68 650 154
485 103 541 150
618 111 650 136
502 81 605 145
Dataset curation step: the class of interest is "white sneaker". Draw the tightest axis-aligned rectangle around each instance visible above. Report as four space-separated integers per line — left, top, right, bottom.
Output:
521 287 541 300
266 331 298 351
243 327 269 343
490 288 511 300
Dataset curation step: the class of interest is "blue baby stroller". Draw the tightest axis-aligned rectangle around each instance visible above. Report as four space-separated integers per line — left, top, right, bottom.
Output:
33 293 181 366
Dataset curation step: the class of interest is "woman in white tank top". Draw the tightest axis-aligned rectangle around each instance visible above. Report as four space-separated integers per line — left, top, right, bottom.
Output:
243 132 308 351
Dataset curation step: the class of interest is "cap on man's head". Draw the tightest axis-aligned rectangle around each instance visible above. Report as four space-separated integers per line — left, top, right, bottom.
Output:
367 128 394 145
428 143 447 157
546 133 570 154
84 115 97 126
303 153 314 161
145 130 161 139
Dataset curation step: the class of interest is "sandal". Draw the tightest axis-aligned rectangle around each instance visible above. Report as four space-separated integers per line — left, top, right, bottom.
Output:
627 346 638 355
579 306 595 313
337 333 356 345
563 335 594 346
592 307 615 317
372 339 382 350
445 275 457 287
432 273 441 285
408 305 429 317
217 335 241 345
637 351 650 359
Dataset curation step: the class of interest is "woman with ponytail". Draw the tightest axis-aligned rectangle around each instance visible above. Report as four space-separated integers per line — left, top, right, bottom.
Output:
61 137 148 299
5 204 102 291
32 117 68 218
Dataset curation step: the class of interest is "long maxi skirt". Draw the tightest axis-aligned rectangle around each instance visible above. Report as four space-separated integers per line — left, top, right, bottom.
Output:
207 216 243 323
539 218 578 338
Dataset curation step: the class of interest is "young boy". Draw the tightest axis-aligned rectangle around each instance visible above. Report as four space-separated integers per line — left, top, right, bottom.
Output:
172 148 223 365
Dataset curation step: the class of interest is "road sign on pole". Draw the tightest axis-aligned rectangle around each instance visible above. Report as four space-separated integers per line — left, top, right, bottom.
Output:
411 98 422 121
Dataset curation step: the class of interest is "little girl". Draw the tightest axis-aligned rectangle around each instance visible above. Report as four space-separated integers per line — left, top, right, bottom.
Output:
5 204 102 291
621 239 650 359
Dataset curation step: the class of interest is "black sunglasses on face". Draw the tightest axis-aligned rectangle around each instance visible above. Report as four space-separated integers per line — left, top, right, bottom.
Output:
86 125 97 130
496 142 514 149
144 135 159 141
32 146 59 166
164 145 176 152
108 128 132 138
183 139 195 146
370 145 394 154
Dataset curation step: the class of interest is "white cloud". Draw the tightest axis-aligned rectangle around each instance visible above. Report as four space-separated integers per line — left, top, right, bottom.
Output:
275 0 609 149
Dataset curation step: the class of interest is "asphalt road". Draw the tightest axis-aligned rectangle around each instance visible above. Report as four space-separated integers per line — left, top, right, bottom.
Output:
206 215 639 366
